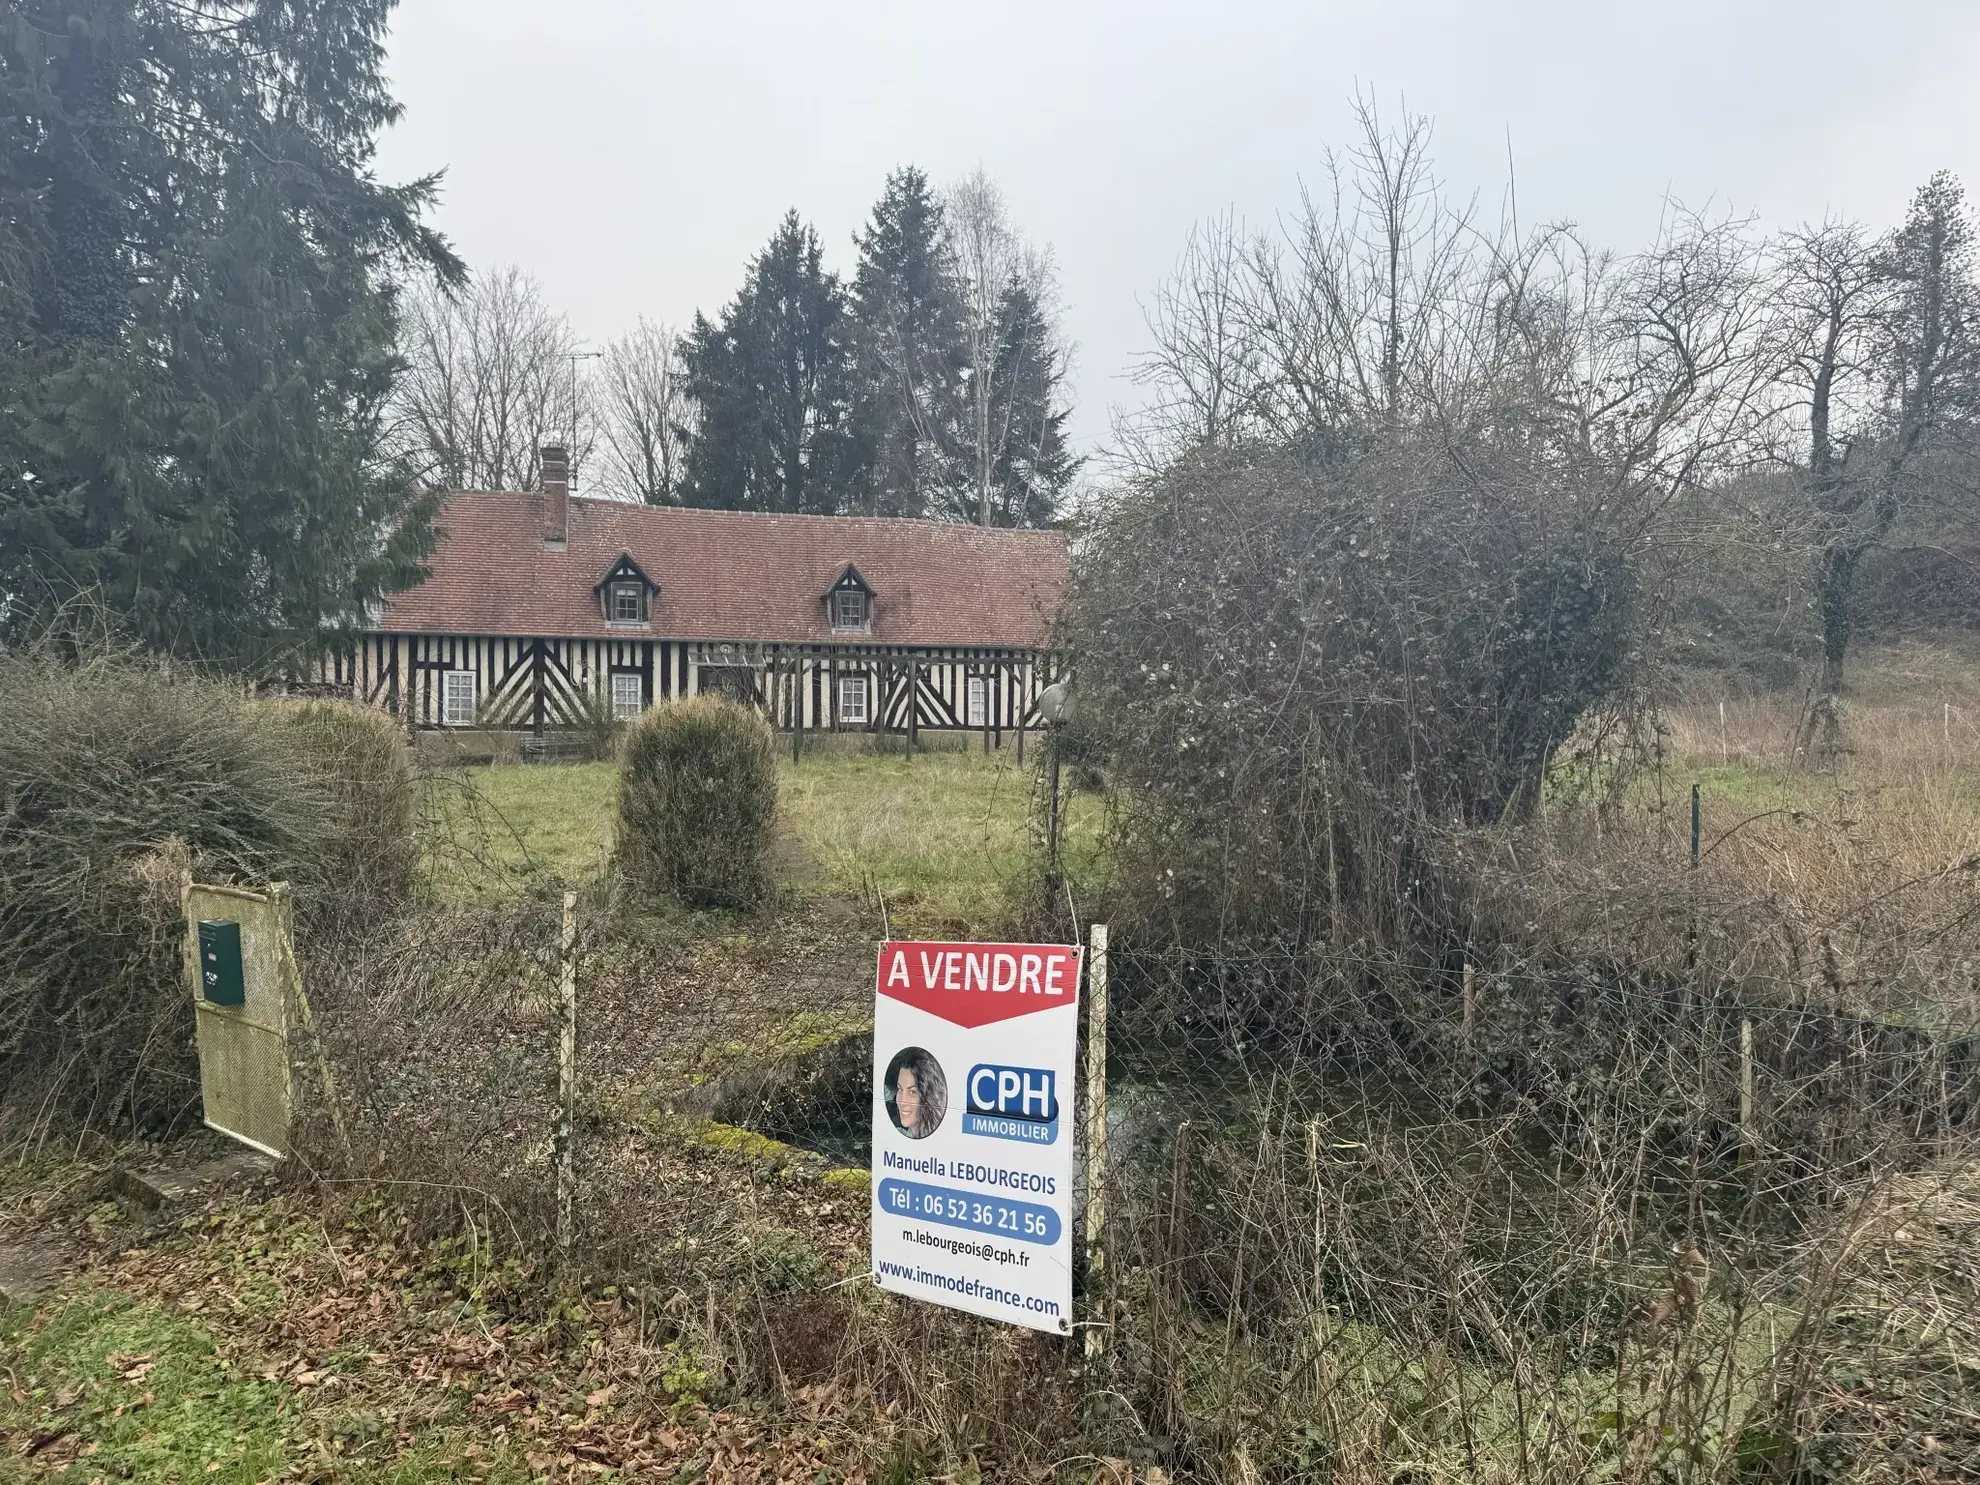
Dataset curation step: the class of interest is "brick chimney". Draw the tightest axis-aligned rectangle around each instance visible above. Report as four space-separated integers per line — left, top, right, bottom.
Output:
539 445 569 546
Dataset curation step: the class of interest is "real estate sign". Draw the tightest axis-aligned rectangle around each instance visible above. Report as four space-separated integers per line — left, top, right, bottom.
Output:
870 940 1082 1334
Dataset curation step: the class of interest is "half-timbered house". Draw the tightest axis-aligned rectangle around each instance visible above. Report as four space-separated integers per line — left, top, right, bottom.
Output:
321 448 1070 742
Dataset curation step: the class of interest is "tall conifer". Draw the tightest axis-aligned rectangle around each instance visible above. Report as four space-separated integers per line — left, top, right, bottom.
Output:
986 278 1078 526
849 168 967 517
0 0 461 664
680 213 865 514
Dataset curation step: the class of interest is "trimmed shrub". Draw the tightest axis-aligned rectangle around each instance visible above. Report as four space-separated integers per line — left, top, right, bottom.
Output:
0 653 328 1130
617 697 779 909
260 699 417 934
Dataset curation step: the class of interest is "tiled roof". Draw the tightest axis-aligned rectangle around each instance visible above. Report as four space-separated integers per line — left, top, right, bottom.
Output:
377 492 1069 649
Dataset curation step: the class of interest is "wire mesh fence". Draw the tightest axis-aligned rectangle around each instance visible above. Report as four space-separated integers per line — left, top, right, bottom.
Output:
270 750 1980 1482
1080 936 1980 1482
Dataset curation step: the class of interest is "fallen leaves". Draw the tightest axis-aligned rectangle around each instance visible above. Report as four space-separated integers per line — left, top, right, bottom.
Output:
104 1350 154 1382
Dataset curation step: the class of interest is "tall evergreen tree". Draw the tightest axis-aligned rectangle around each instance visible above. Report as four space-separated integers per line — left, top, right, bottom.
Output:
925 275 1077 526
0 0 462 664
849 168 967 517
680 212 865 514
986 277 1078 526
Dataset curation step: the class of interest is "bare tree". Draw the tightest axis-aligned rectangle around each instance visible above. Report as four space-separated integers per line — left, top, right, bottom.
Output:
595 318 692 504
1586 206 1778 531
1119 210 1265 470
1760 220 1885 744
1240 96 1484 438
943 169 1066 525
1754 178 1980 751
1119 95 1780 545
390 267 593 493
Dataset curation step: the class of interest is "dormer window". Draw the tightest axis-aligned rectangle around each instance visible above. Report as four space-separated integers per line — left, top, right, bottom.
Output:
825 564 874 634
832 589 866 632
594 552 655 627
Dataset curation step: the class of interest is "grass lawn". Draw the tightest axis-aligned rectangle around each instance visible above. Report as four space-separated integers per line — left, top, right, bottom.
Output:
424 742 1102 935
0 1286 539 1483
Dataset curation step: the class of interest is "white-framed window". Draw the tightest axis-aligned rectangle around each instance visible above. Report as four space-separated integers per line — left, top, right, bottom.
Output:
837 671 869 725
832 589 867 632
610 671 644 720
442 669 477 727
966 675 987 728
610 582 645 624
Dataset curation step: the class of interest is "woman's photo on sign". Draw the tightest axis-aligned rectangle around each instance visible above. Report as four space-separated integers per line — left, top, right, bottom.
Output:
884 1047 948 1139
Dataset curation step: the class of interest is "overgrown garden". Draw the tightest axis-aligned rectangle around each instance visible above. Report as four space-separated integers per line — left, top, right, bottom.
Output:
4 6 1980 1478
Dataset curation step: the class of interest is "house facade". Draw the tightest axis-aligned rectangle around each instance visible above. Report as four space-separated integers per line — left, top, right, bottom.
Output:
320 449 1071 740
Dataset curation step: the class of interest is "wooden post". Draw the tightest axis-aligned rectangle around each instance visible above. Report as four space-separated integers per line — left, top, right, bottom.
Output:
1084 922 1110 1362
1014 664 1024 765
907 655 919 757
1461 956 1476 1051
555 889 577 1252
1323 760 1342 947
790 656 802 763
1739 1014 1756 1166
1049 744 1063 871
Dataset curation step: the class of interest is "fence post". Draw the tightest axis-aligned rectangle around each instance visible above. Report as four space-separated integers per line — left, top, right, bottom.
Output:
1049 742 1064 873
1461 955 1477 1053
555 889 578 1253
1738 1014 1756 1167
1686 783 1702 986
277 908 350 1158
1084 922 1110 1362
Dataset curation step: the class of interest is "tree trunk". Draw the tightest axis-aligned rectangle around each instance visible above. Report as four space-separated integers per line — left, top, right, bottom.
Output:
1801 542 1858 765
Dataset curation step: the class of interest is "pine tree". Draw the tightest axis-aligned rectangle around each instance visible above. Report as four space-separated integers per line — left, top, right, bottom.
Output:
927 276 1076 526
680 213 865 514
988 278 1079 526
0 0 462 665
849 168 967 517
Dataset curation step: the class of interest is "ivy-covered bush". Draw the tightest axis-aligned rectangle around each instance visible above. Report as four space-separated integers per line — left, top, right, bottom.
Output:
1067 439 1641 945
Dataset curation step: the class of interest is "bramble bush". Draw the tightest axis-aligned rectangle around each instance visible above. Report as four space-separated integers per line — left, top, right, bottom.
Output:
1068 437 1640 948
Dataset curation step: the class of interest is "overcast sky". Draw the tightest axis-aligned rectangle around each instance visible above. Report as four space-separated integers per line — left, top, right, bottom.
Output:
374 0 1980 457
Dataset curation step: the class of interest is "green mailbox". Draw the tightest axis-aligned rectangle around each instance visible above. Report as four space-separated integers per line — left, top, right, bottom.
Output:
198 919 246 1007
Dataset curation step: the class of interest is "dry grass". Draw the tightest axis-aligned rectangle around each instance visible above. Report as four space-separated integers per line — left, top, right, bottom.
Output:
1630 638 1980 1027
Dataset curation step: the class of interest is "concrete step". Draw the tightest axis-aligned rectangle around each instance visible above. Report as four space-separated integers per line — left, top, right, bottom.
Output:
111 1150 278 1211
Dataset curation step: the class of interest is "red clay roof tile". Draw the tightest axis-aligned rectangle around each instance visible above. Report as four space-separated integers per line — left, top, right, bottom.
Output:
378 492 1069 649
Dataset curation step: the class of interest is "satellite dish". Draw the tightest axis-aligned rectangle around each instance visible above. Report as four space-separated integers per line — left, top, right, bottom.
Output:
1036 681 1074 727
